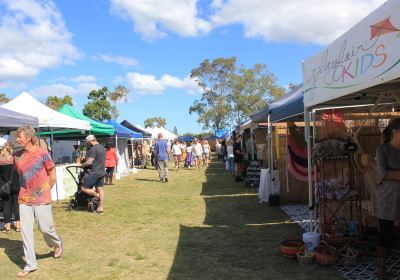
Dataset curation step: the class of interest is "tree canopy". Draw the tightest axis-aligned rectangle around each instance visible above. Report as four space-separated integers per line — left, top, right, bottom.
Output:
83 87 112 121
144 117 167 128
189 57 284 130
0 93 10 105
189 57 236 131
45 95 73 110
109 85 129 120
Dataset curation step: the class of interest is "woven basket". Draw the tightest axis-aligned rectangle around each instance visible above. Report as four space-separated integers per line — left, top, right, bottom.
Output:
339 245 358 266
314 241 338 266
296 246 315 266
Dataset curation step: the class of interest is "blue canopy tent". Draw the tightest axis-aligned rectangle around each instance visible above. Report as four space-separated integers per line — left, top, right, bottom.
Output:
266 84 304 197
179 135 194 142
120 120 151 138
105 120 143 139
251 107 269 123
269 84 304 123
105 120 145 173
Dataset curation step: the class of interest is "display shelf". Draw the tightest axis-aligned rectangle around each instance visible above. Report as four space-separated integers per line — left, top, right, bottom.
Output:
317 155 362 242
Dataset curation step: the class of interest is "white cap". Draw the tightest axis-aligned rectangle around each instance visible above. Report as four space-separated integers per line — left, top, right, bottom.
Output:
85 135 96 143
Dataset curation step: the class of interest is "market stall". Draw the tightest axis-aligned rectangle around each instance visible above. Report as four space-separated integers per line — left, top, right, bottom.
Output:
302 0 400 240
2 93 93 202
0 107 38 130
105 120 143 174
2 93 90 131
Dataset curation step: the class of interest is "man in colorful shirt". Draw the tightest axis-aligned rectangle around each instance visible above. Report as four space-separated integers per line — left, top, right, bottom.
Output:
14 125 63 278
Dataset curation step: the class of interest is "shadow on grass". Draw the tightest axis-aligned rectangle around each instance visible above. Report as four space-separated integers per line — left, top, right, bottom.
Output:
134 178 162 183
0 237 24 268
167 160 341 280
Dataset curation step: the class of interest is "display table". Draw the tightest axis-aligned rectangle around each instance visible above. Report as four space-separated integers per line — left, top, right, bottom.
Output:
51 164 79 201
258 169 280 202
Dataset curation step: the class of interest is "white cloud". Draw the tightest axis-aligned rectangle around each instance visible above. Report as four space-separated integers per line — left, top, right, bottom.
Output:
97 54 138 67
76 82 101 94
71 75 97 83
0 0 81 82
109 0 385 45
29 81 100 98
210 0 386 44
30 83 77 97
125 72 200 95
109 0 211 41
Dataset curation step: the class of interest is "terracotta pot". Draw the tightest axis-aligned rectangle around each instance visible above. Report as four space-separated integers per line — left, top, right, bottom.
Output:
280 238 304 258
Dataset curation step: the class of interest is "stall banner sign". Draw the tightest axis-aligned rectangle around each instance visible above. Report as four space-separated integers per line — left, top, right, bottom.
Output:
303 0 400 108
246 160 263 188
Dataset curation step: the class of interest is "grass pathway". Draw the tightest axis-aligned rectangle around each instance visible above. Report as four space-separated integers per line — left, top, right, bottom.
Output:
0 160 342 279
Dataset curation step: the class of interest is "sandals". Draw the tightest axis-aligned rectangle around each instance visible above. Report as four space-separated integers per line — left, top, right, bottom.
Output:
54 236 64 258
0 228 11 234
16 270 36 278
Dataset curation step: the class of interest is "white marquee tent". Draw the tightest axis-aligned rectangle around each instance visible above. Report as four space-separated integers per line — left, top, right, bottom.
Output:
145 127 177 140
2 92 90 131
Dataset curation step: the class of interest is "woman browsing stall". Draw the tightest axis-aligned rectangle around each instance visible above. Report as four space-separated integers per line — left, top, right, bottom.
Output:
375 118 400 279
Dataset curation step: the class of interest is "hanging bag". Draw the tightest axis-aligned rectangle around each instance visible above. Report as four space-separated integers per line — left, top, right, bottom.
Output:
0 166 14 196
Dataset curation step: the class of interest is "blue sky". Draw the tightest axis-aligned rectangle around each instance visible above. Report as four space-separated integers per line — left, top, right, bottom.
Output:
0 0 385 133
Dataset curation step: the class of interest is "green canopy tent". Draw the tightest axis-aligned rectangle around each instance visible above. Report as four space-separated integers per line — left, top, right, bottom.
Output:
40 104 115 138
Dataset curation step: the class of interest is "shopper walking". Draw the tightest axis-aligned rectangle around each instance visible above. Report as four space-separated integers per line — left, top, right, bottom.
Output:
185 142 193 168
192 138 203 169
171 139 183 170
234 135 245 182
202 140 210 167
0 142 20 234
375 118 400 279
155 133 169 182
80 135 107 213
13 125 63 278
226 139 235 175
105 142 118 185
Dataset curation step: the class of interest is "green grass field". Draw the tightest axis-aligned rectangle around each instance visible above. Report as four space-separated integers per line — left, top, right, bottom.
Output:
0 159 342 280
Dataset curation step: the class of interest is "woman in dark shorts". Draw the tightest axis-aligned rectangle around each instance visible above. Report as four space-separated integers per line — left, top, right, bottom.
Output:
375 118 400 279
105 142 118 185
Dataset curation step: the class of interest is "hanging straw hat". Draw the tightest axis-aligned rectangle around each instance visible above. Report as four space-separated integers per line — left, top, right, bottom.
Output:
353 151 370 173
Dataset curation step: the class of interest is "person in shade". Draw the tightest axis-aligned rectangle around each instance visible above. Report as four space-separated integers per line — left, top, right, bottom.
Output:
10 125 63 278
375 118 400 279
155 133 169 182
80 135 107 213
0 142 21 234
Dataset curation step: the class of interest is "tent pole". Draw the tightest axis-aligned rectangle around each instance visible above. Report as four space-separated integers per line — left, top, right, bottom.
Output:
250 127 254 160
286 126 289 193
50 127 59 203
305 108 313 232
131 138 135 168
115 134 119 174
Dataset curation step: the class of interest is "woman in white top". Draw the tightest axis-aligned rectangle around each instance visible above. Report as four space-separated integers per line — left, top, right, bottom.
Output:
202 140 210 167
192 138 203 169
171 139 183 169
226 139 235 175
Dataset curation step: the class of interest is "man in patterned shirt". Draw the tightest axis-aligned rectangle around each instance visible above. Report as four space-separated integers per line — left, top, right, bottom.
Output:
14 125 63 278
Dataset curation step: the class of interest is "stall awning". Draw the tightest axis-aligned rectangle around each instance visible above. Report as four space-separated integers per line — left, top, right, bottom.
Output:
251 107 269 123
57 105 114 136
120 120 152 138
303 0 400 109
269 84 304 122
2 92 90 130
105 120 143 139
0 107 39 130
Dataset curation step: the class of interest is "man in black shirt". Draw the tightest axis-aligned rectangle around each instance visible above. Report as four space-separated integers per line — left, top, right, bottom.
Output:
80 135 106 213
234 135 244 181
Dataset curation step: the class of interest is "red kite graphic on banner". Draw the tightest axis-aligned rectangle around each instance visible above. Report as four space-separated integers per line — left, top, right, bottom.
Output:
370 17 400 39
